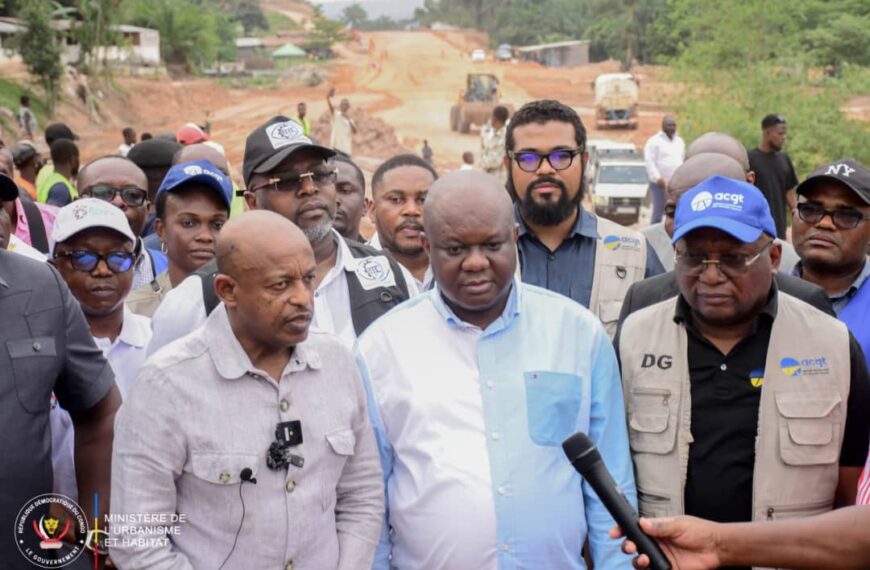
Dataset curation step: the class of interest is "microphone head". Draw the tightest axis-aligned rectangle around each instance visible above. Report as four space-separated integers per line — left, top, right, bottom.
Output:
240 468 255 483
562 432 602 474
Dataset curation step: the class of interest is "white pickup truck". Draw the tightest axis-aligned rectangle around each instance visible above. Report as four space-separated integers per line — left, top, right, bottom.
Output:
587 140 649 226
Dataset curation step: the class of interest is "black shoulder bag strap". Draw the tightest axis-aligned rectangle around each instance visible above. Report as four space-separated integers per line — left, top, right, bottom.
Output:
19 197 49 254
194 258 220 316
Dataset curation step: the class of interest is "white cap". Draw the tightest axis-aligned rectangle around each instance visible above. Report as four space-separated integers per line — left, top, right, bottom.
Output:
50 198 136 255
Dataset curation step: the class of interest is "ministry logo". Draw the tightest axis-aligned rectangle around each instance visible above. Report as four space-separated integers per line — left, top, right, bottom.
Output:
15 494 88 568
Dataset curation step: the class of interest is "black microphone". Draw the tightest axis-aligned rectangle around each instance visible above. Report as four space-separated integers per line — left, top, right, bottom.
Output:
562 432 671 570
240 467 257 484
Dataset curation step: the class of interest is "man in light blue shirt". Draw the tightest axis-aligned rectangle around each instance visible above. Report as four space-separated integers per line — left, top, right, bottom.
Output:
355 170 635 570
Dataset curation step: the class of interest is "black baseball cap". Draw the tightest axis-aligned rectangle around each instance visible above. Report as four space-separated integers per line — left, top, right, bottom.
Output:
242 116 335 187
44 123 78 145
127 138 182 168
795 158 870 205
0 174 19 201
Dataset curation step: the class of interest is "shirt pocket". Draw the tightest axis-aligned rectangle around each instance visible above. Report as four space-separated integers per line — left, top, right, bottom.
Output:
627 386 677 455
7 336 59 414
524 371 583 447
322 428 356 512
190 451 260 486
775 390 842 466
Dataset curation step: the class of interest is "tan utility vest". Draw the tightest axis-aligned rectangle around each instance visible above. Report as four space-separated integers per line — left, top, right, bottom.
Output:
619 292 851 528
589 216 647 337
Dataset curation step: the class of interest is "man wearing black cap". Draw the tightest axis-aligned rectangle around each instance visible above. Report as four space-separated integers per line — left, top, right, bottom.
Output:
127 138 183 237
748 114 798 239
148 116 415 355
792 158 870 358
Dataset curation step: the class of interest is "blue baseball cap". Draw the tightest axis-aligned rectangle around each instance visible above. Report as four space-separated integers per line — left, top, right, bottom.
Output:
672 175 777 244
157 160 233 210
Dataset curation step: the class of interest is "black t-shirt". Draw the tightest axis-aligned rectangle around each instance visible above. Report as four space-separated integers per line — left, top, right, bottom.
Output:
748 148 798 239
677 291 870 552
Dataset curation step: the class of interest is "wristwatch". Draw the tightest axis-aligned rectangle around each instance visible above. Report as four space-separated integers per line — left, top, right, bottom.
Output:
84 528 109 556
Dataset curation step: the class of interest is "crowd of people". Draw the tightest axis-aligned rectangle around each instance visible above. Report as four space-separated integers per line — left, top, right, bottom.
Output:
0 92 868 570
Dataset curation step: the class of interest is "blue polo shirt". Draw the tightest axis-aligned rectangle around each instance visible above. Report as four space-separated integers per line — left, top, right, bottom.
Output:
515 205 665 308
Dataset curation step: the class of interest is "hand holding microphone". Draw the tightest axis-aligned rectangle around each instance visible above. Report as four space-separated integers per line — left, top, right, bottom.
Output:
562 432 671 570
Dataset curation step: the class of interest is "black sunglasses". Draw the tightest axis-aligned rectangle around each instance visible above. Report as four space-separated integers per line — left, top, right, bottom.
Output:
508 148 584 173
248 169 338 194
53 250 136 273
796 202 868 230
81 184 148 207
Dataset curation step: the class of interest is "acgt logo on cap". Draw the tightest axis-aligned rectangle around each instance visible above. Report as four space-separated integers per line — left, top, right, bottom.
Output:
266 121 310 150
691 190 745 212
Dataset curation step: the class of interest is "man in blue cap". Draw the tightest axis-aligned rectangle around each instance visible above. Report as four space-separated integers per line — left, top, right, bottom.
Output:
617 176 870 556
126 159 233 317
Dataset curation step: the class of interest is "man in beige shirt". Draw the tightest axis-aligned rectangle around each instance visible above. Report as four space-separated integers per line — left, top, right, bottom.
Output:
328 87 356 156
110 211 383 569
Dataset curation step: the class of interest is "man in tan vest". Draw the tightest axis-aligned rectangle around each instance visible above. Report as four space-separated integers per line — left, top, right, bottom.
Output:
505 100 664 337
618 176 869 567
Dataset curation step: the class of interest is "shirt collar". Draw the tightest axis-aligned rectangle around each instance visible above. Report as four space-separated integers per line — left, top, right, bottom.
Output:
206 304 322 381
116 306 151 348
514 203 599 240
674 281 779 329
792 259 870 301
430 277 522 334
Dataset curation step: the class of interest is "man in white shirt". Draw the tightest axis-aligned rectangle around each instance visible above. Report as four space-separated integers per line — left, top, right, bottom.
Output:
356 170 635 570
643 115 685 224
111 211 383 569
117 127 137 157
48 198 152 500
327 87 356 156
148 116 414 355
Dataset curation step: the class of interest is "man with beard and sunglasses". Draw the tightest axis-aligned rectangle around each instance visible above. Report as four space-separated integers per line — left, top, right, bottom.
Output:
368 154 437 288
147 116 415 356
505 100 664 337
791 159 870 358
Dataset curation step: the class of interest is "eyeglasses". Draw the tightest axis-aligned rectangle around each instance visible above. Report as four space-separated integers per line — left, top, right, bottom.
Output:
53 250 135 273
249 168 338 193
508 148 583 173
81 184 148 207
796 202 868 230
675 240 773 278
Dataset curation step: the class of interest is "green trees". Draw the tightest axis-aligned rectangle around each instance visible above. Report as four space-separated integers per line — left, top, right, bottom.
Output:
10 0 64 112
129 0 221 71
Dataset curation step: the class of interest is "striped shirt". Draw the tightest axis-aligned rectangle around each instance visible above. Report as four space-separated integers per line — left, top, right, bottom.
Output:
858 450 870 505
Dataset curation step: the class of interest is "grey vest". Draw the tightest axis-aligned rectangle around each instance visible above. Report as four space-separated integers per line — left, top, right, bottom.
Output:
619 293 850 550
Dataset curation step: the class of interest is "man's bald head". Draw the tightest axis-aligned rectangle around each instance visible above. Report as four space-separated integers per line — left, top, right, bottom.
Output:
663 153 746 238
686 132 750 173
423 170 514 236
172 143 229 175
216 210 309 278
423 171 518 329
77 155 148 190
215 210 316 349
668 153 745 198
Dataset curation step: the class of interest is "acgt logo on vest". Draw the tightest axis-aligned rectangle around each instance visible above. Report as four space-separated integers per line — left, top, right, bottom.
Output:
603 235 642 251
780 356 830 377
641 354 672 370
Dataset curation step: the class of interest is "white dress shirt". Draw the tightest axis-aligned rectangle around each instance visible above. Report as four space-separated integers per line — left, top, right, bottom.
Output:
50 307 152 499
356 282 636 570
148 231 417 355
7 234 47 261
643 130 685 184
111 305 383 569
